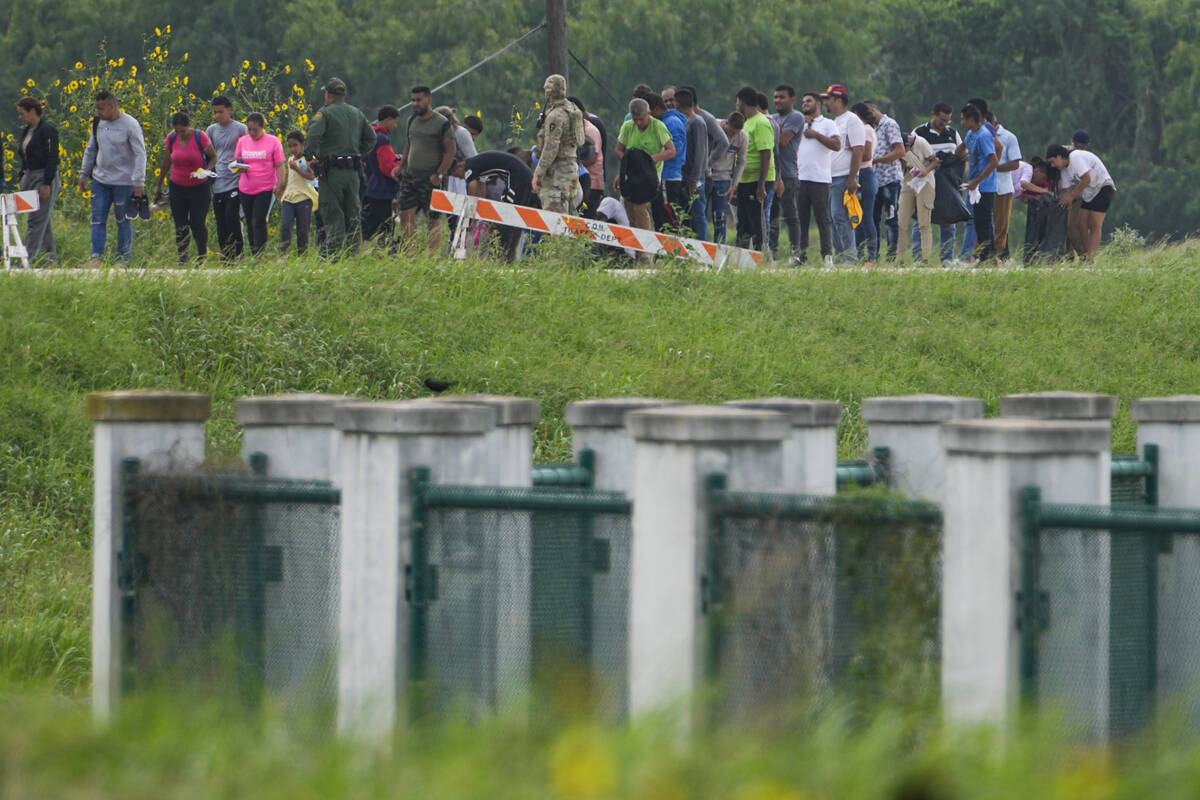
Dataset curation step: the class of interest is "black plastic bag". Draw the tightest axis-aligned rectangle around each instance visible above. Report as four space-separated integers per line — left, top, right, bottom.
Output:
931 168 971 226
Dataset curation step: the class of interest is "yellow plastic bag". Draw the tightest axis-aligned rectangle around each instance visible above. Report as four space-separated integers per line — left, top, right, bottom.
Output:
843 190 862 229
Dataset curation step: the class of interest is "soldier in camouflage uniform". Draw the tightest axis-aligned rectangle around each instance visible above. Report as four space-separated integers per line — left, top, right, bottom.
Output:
532 74 584 214
303 77 377 255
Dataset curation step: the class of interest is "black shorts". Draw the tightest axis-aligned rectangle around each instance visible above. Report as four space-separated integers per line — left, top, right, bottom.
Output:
398 174 435 212
1080 185 1114 213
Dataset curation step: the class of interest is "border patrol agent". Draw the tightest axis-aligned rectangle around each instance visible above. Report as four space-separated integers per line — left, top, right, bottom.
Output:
303 77 377 254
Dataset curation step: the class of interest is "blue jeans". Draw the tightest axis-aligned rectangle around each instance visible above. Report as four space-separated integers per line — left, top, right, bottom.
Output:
90 180 133 262
829 175 857 263
875 181 900 258
854 167 879 260
763 186 776 253
959 195 977 258
709 179 731 243
910 221 958 262
688 182 708 241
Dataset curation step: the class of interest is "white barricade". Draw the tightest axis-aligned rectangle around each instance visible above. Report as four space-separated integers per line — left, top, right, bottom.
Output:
429 189 764 270
2 190 40 269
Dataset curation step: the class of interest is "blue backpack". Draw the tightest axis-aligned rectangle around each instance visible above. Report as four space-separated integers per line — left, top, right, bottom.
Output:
167 130 209 167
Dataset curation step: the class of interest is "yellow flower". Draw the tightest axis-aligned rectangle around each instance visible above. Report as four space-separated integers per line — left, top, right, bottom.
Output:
182 76 188 86
165 24 171 33
535 101 541 109
250 76 257 84
280 102 288 110
108 59 117 67
69 80 78 91
74 61 83 69
549 726 616 799
305 59 314 71
54 79 60 86
284 65 291 74
69 105 76 112
155 26 161 36
25 78 34 87
242 59 250 70
259 61 266 70
294 86 304 97
130 66 137 77
183 52 189 61
154 167 161 176
230 77 237 87
154 45 161 55
118 57 124 66
516 111 522 120
219 81 226 91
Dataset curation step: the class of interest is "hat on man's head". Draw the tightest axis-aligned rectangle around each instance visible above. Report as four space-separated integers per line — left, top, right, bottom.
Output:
324 77 347 95
1072 129 1090 147
820 84 849 100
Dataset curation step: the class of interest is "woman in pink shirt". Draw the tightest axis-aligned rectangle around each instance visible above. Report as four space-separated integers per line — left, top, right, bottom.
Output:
155 111 217 265
233 112 286 256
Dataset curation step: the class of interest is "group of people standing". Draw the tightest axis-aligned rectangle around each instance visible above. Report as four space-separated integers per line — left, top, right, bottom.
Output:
7 73 1117 267
604 83 1117 266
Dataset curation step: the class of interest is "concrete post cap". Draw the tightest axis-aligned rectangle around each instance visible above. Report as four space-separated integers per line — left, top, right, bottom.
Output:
335 399 495 435
861 394 984 424
626 405 791 443
999 391 1117 420
565 397 685 428
1132 395 1200 423
433 394 541 426
87 390 210 422
235 393 356 426
942 418 1110 455
721 398 842 427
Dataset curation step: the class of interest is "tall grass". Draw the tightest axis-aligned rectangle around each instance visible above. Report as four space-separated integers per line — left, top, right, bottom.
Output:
4 241 1200 695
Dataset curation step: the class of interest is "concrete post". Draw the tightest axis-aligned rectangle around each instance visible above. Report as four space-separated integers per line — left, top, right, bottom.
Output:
564 397 683 717
1000 391 1117 423
941 419 1110 729
334 400 497 739
625 406 790 717
236 393 351 481
235 393 350 707
434 394 540 486
1132 396 1200 704
861 394 984 501
88 390 210 721
722 398 841 495
566 398 684 492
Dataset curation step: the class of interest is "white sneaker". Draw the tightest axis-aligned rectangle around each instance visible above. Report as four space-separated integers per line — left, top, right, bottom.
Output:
823 255 835 269
941 258 953 269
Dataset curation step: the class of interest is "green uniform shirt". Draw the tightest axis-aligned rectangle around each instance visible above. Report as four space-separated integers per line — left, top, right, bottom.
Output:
617 117 672 179
303 98 376 159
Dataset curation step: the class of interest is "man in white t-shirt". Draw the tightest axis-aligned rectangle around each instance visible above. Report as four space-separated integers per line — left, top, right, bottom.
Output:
1047 143 1116 259
822 84 864 263
794 91 841 266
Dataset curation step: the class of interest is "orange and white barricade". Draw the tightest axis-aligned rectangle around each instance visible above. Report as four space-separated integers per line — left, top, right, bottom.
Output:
2 190 40 269
430 189 764 270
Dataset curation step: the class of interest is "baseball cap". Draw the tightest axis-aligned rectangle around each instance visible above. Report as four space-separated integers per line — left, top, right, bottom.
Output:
820 84 849 100
323 77 347 95
1072 129 1090 147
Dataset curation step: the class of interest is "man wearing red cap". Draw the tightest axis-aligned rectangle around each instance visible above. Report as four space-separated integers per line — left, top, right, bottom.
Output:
822 84 864 264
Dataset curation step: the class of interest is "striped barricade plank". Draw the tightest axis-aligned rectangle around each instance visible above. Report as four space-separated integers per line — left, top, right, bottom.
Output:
430 189 763 269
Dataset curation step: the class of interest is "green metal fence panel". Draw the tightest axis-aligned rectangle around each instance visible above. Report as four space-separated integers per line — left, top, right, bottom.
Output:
409 468 631 722
531 449 596 489
119 455 341 712
1110 444 1158 507
835 447 891 491
1019 477 1200 740
704 474 942 723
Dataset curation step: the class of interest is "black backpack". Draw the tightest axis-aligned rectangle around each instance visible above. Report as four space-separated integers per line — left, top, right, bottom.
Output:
619 148 658 204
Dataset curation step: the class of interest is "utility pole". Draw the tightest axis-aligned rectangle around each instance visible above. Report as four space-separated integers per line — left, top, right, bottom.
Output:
546 0 568 80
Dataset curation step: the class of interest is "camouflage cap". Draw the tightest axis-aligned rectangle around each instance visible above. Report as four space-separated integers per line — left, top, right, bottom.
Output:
324 77 348 95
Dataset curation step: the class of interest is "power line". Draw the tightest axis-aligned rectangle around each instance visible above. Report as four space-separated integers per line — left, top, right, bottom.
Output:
431 22 547 95
568 49 621 107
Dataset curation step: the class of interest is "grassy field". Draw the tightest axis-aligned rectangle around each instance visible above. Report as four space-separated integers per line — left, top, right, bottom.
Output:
3 239 1200 795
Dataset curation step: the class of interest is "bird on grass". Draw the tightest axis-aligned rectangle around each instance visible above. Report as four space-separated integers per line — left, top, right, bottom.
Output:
423 378 456 394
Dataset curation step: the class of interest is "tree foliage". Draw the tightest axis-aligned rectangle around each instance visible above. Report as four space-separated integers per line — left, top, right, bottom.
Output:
1 0 1197 238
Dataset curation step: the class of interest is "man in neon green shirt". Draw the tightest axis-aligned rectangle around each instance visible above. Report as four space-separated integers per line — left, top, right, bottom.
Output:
734 86 774 250
614 97 676 232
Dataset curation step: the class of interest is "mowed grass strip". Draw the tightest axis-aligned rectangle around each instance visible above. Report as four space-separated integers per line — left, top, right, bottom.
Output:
3 244 1200 691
